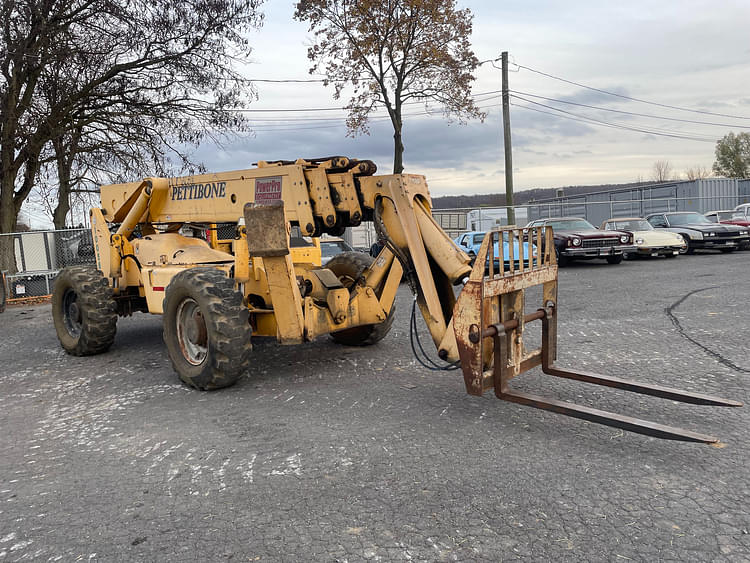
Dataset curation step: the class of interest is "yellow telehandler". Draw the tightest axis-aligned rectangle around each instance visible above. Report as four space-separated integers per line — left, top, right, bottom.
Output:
51 156 740 443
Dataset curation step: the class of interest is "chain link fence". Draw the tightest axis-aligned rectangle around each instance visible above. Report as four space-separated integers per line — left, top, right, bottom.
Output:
0 228 95 302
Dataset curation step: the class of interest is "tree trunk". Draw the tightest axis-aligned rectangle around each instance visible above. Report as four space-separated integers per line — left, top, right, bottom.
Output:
0 177 18 274
392 125 404 174
52 136 74 229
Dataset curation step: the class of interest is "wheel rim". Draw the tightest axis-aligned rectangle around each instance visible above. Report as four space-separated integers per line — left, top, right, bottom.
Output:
176 297 208 366
62 288 82 337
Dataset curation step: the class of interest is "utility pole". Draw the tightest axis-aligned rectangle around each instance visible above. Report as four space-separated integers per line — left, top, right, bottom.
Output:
501 51 515 225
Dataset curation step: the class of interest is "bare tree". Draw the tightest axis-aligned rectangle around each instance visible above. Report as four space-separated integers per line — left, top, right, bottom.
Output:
651 160 674 183
684 165 711 181
0 0 263 272
295 0 484 174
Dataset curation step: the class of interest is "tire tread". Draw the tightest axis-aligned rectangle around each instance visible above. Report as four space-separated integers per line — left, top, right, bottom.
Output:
163 268 251 390
52 266 117 356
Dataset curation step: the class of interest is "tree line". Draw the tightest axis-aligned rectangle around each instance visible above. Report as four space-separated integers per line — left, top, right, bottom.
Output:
0 0 483 273
0 0 264 272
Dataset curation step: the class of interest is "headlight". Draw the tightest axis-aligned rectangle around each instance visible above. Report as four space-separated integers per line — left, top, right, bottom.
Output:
635 238 644 244
620 235 629 244
741 231 749 236
689 232 703 240
571 237 581 246
707 232 716 237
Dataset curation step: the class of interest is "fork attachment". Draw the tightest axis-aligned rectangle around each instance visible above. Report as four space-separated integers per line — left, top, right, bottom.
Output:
453 226 742 444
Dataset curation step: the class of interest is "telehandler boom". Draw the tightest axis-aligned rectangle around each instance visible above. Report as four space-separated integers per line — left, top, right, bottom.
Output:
51 156 740 443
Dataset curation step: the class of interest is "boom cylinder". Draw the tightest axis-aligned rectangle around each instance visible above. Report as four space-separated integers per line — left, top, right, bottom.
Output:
413 198 472 284
115 178 170 240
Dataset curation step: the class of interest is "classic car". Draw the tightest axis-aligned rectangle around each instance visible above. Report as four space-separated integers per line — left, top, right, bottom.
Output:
453 230 534 270
524 217 635 266
320 237 355 261
646 211 750 254
704 210 747 225
600 217 686 258
705 209 750 249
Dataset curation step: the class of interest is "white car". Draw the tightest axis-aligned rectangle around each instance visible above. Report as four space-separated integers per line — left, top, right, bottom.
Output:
601 217 686 257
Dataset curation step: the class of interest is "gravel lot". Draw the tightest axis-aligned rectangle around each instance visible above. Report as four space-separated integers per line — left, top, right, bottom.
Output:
1 250 749 562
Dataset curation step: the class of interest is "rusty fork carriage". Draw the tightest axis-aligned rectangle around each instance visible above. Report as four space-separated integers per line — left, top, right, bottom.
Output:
452 226 741 443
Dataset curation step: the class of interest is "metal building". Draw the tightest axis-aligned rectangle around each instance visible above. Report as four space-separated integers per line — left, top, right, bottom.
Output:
527 178 744 227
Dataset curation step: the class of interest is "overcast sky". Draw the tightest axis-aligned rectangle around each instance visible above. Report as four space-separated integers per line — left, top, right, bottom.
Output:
21 1 750 227
197 0 749 199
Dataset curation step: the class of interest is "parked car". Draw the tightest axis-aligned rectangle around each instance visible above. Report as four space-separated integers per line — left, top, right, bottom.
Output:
704 209 750 249
320 237 355 262
76 230 97 263
646 211 750 254
524 217 635 266
705 210 744 225
453 230 534 270
600 217 686 258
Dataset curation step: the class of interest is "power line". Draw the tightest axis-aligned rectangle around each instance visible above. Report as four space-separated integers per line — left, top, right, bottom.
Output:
512 102 715 143
514 62 750 120
243 101 504 133
236 78 327 83
243 98 502 123
511 96 715 143
510 90 750 130
513 94 717 141
229 90 502 114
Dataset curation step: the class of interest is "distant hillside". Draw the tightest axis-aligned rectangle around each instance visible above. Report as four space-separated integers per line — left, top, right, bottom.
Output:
431 181 653 209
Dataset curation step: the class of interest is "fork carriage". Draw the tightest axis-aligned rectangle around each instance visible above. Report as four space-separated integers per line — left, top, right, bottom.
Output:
452 226 741 443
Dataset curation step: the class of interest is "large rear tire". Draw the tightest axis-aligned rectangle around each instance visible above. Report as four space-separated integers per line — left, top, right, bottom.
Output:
52 266 117 355
163 268 251 390
325 252 395 346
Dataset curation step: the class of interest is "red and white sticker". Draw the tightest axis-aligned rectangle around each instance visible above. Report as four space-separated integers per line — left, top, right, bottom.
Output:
255 176 283 202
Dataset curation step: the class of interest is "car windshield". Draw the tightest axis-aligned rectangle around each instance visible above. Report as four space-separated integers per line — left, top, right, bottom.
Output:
610 220 652 231
320 241 350 259
668 213 712 225
546 219 595 230
715 211 736 221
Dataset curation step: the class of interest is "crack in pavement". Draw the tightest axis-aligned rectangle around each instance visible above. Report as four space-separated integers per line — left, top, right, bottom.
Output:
665 286 750 374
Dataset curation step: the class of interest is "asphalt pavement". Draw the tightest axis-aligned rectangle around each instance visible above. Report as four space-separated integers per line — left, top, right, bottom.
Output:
1 250 749 561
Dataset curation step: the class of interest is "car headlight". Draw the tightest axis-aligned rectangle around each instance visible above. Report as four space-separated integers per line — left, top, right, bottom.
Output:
571 237 581 246
619 235 629 244
689 232 703 240
707 232 716 237
635 238 644 244
741 231 749 236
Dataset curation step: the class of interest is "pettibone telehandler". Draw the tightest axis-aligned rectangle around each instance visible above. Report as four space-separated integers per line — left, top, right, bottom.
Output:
52 156 740 443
